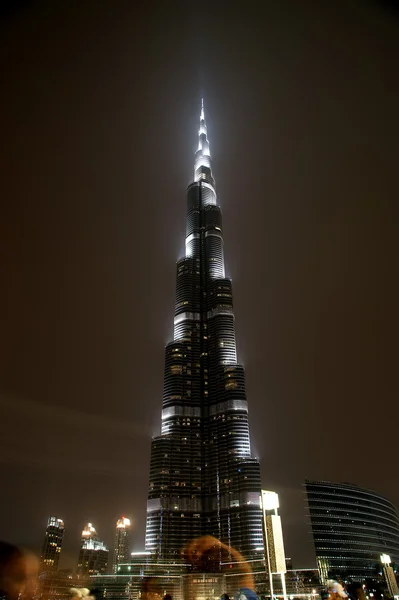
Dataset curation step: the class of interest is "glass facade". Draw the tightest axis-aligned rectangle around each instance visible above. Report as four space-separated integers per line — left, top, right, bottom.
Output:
305 480 399 583
112 518 132 574
78 523 109 575
40 517 65 573
145 102 264 579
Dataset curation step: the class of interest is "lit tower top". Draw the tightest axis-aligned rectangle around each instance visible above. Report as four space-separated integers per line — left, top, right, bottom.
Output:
112 517 132 573
116 517 131 529
194 99 215 191
186 99 219 261
81 522 98 540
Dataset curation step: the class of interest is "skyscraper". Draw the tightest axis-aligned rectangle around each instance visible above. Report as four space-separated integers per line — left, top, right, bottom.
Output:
305 480 399 583
145 102 264 574
40 517 64 573
112 517 132 573
78 523 109 576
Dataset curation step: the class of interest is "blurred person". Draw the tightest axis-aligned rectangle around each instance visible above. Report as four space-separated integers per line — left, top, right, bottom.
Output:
0 542 38 600
220 594 230 600
327 580 347 600
184 536 256 599
347 583 366 600
234 590 258 600
89 588 103 600
140 578 163 600
69 588 101 600
69 588 91 600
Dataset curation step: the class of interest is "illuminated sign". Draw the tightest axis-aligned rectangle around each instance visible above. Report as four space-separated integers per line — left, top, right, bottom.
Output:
262 490 279 511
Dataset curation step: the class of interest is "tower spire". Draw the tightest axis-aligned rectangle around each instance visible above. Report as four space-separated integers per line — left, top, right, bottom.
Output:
194 99 213 184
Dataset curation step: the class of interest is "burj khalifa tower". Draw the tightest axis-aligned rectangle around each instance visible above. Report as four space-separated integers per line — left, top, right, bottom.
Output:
145 102 264 575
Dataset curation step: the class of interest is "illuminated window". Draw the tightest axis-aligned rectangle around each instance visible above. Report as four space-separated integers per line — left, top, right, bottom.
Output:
225 381 238 390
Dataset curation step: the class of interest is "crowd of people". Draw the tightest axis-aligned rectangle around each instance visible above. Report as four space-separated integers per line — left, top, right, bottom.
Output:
0 542 39 600
326 579 368 600
0 539 384 600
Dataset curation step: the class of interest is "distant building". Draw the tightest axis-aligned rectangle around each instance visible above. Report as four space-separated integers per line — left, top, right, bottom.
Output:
77 523 108 576
94 552 188 600
284 569 321 597
111 517 132 573
305 480 399 583
40 517 65 573
37 570 88 600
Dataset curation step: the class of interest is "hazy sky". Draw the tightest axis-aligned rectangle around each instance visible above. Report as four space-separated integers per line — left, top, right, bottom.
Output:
1 0 398 569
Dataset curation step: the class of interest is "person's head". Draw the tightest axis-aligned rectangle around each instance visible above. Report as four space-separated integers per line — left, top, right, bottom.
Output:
347 583 366 600
90 588 102 600
140 578 162 600
327 581 347 600
221 594 230 600
0 542 38 600
69 588 91 600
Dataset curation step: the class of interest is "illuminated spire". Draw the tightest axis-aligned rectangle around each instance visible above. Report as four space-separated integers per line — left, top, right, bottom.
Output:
194 99 213 184
198 98 209 154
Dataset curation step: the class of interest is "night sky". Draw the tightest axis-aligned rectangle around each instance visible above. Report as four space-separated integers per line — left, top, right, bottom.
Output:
1 0 398 571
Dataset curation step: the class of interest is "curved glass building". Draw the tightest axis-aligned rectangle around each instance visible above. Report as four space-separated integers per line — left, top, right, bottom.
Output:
145 102 264 576
305 480 399 583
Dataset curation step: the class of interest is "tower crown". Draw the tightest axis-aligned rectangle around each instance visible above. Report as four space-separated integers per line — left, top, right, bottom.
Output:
116 516 131 529
194 99 214 187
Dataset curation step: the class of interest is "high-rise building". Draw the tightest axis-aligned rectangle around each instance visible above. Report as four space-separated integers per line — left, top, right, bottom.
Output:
40 517 65 573
261 491 288 600
305 480 399 583
381 554 399 598
112 517 132 573
78 523 108 576
145 101 264 577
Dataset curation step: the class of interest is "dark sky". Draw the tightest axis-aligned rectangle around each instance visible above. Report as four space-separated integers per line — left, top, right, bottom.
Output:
1 0 398 571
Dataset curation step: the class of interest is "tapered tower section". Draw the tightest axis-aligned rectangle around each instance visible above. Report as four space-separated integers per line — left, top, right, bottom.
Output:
145 102 264 571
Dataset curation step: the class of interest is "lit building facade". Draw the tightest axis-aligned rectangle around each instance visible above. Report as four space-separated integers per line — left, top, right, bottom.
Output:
145 101 264 581
37 571 89 600
305 480 399 583
78 523 108 576
111 517 132 573
40 517 65 573
95 553 187 600
381 553 399 598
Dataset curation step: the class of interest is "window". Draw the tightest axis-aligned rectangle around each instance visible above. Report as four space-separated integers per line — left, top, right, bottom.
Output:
170 365 182 375
225 381 238 390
